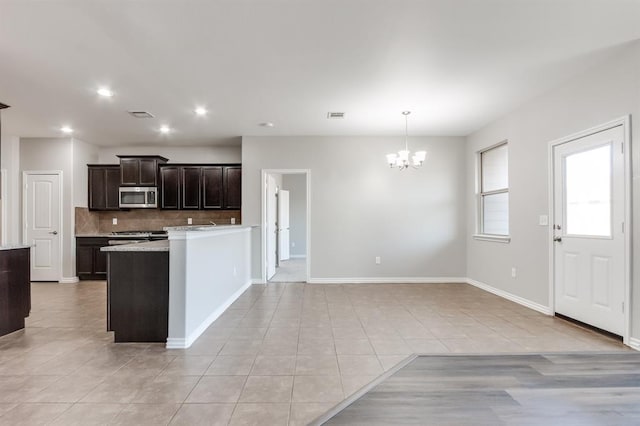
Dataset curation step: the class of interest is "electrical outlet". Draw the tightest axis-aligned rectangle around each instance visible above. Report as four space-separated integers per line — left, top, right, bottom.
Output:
112 218 117 225
291 242 296 248
231 218 236 225
539 215 549 226
187 218 193 225
375 256 381 265
511 267 517 278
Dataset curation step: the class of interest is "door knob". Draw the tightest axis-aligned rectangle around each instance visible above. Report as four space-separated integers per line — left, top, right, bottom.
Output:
553 236 562 242
49 231 58 235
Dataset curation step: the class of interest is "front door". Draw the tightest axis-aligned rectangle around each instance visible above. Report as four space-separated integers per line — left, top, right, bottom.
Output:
553 125 625 335
25 172 61 281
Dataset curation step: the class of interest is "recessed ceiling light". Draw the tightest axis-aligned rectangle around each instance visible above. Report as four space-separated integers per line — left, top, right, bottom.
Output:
97 87 114 97
259 122 275 127
194 107 207 116
159 125 171 134
60 125 74 134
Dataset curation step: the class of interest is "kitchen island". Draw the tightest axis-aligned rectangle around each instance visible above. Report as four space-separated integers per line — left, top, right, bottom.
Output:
102 226 252 348
0 245 31 337
102 240 169 342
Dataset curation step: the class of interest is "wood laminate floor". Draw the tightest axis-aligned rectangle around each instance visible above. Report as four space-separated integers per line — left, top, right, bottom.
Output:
319 353 640 425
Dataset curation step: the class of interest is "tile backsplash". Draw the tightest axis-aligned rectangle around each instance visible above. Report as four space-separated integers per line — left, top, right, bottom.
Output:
75 207 241 234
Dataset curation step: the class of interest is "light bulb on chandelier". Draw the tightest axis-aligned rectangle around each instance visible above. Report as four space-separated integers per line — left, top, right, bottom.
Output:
386 111 427 170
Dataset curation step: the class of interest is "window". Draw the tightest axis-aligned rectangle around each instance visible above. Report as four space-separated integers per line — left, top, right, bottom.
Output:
476 142 509 241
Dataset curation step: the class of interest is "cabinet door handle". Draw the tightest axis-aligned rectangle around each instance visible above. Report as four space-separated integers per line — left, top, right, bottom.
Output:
49 231 58 235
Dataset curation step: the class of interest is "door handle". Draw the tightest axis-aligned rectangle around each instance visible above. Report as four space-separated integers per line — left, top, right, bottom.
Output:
553 236 562 242
49 231 58 235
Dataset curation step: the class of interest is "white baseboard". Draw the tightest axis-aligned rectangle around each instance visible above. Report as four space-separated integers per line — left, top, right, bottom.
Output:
165 279 253 349
251 278 266 285
466 278 553 315
629 338 640 351
307 277 468 284
290 255 307 259
59 276 79 284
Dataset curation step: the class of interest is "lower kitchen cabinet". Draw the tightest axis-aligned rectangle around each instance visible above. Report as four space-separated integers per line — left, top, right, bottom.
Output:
0 248 31 337
77 237 109 280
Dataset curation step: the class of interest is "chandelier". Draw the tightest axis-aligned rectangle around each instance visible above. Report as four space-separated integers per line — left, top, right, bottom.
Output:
386 111 426 170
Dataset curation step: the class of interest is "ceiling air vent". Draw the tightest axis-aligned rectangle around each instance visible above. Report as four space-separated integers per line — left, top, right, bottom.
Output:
127 111 155 119
327 112 345 119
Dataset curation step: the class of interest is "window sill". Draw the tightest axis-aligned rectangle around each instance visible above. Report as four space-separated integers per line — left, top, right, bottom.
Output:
473 234 511 243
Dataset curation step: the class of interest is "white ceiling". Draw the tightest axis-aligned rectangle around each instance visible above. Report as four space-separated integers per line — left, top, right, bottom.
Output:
1 0 639 146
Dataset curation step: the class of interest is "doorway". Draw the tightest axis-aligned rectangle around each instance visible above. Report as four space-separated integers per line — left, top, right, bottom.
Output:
262 169 310 283
23 171 62 282
549 117 631 341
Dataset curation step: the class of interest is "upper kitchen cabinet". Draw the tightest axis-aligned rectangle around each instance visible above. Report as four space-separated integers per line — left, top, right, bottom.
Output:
118 155 168 186
88 165 121 211
159 164 240 210
223 166 241 209
202 166 223 209
160 166 180 209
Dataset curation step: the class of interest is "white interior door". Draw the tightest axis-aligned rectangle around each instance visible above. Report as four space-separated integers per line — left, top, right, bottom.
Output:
278 189 290 261
553 125 625 335
266 175 277 280
25 172 61 281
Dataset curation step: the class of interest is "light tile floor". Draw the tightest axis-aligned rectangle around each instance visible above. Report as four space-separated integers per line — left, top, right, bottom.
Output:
0 281 629 425
270 259 306 283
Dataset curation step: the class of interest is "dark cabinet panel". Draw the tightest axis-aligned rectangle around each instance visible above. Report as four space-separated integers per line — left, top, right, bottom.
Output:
118 155 168 186
88 165 121 211
105 167 121 209
160 166 180 209
0 248 30 337
107 251 169 342
76 237 110 280
139 159 159 186
202 166 223 209
76 245 94 276
224 166 242 209
120 158 139 186
181 167 202 210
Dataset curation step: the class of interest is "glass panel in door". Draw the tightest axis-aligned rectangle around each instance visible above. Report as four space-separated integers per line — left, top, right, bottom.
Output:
564 144 611 237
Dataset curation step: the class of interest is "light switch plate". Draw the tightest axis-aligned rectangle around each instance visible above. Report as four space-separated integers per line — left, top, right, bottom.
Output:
112 218 117 225
187 218 192 225
539 215 548 226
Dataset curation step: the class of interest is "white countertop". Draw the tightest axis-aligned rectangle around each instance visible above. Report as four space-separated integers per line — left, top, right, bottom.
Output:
101 240 169 252
0 244 31 251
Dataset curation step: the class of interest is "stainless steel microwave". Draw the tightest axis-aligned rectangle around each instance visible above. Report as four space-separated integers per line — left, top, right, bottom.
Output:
119 187 158 208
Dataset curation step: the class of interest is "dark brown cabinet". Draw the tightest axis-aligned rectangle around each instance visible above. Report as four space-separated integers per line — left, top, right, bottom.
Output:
160 166 180 209
224 166 242 209
88 165 121 211
159 164 240 210
118 155 168 186
181 167 202 210
0 248 31 337
107 250 169 342
202 166 223 209
77 237 110 280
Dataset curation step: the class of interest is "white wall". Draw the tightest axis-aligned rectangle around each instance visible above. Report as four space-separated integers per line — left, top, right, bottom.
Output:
71 138 98 208
98 145 241 164
0 133 20 244
465 41 640 339
20 138 76 280
282 174 307 257
242 135 467 282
